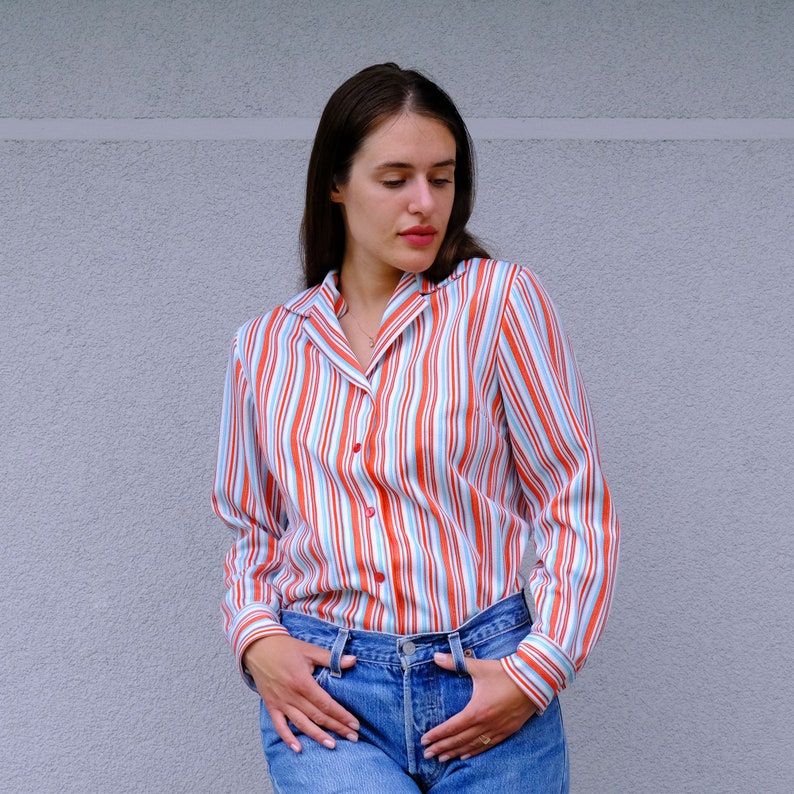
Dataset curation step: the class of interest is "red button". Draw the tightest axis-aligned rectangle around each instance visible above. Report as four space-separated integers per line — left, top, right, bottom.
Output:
352 443 362 453
364 507 376 518
373 572 386 583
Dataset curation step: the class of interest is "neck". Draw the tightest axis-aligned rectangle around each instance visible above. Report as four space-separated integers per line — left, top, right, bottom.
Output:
338 262 403 312
336 262 403 369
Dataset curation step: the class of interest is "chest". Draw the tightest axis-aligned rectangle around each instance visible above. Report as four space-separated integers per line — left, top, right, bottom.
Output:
253 305 507 481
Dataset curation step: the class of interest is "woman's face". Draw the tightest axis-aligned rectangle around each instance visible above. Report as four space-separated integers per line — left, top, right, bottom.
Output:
331 112 456 282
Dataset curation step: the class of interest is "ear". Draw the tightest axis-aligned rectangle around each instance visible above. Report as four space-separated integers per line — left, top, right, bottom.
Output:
330 182 343 203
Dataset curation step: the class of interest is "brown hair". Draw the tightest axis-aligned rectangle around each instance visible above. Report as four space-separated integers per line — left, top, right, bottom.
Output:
300 63 489 287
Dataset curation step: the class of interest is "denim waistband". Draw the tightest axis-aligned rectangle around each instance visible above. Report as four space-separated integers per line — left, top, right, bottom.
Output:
281 592 531 674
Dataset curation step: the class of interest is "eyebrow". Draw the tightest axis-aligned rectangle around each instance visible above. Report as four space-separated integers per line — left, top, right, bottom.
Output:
375 159 456 170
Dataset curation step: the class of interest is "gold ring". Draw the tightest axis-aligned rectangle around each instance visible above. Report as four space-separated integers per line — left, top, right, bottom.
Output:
478 734 492 745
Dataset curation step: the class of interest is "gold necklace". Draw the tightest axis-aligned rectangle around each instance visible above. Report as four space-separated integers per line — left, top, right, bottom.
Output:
343 307 377 348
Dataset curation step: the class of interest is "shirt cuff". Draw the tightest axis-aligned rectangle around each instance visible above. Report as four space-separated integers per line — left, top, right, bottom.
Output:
500 632 576 712
228 604 290 691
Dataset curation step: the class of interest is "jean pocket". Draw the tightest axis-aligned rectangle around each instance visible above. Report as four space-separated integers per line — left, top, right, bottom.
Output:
470 621 531 660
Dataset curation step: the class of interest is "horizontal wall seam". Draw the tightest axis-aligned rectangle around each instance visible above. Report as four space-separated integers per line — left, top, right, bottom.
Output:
1 117 793 141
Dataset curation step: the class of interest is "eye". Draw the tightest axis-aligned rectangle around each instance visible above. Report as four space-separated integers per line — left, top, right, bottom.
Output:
431 178 453 186
382 179 405 188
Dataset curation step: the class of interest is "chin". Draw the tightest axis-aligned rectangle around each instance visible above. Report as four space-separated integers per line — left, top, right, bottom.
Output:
395 253 440 275
398 262 435 275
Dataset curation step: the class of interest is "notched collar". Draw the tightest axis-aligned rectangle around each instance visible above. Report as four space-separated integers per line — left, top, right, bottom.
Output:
417 258 473 295
282 258 476 318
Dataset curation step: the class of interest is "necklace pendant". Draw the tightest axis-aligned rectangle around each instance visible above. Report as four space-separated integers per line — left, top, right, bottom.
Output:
368 340 374 348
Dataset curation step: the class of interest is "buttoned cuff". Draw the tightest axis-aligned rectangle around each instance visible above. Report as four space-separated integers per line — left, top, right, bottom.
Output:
228 604 290 691
500 633 576 712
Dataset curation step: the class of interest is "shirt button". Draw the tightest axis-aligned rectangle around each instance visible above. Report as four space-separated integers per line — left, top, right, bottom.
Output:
352 443 362 453
373 571 386 583
364 506 376 518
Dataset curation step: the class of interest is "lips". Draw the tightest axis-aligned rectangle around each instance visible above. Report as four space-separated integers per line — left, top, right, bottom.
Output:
399 226 438 247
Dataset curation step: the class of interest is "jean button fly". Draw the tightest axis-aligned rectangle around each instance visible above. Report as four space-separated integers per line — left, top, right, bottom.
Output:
402 640 416 656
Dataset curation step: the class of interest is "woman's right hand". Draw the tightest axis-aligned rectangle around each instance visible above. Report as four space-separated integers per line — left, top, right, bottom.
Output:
242 634 359 753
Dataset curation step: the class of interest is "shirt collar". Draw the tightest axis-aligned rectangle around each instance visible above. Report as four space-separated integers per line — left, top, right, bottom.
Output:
417 258 470 295
283 258 473 318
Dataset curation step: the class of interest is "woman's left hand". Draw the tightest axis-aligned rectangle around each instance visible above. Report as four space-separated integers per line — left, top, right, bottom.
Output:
420 653 539 762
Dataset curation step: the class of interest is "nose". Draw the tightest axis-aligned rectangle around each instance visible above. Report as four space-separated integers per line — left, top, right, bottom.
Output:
407 179 435 216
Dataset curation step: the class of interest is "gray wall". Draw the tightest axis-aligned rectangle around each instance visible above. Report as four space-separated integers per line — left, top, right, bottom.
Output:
1 2 792 792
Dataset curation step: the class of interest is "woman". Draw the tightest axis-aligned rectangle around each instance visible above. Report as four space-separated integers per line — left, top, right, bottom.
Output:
213 63 619 793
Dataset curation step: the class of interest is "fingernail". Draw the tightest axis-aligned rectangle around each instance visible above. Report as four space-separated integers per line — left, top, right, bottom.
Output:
341 654 357 663
461 754 471 761
346 732 358 742
323 739 336 750
423 749 434 759
438 754 450 763
290 743 301 753
348 720 360 731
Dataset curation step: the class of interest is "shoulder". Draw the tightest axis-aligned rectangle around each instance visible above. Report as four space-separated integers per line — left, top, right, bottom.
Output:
434 258 548 306
457 260 566 342
231 283 321 356
442 257 542 288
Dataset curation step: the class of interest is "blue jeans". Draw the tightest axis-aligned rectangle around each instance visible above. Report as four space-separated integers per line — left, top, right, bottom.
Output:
258 593 569 793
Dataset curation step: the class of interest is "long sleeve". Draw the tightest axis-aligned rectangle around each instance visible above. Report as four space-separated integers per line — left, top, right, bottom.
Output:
212 328 290 688
496 267 620 711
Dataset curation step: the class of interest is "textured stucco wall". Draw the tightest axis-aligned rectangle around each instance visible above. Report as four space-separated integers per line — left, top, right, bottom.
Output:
1 2 792 793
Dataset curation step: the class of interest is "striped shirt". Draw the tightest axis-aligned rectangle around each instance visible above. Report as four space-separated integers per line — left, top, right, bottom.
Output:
212 258 619 710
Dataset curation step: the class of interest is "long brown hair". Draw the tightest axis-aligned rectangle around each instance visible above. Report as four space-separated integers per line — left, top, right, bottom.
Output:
300 63 489 288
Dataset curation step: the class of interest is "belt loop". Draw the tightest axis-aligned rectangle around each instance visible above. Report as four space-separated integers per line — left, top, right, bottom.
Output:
447 631 469 677
329 628 350 678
